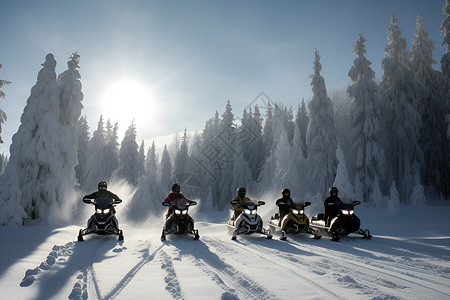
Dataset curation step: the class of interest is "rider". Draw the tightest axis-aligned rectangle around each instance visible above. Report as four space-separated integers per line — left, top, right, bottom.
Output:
83 181 122 214
163 183 194 219
275 188 295 222
323 187 344 227
230 187 251 221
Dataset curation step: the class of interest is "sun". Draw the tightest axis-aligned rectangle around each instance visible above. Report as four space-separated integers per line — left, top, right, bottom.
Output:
100 79 154 130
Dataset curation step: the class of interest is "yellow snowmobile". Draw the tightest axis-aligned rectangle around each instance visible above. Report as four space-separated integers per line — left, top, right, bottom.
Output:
268 201 321 240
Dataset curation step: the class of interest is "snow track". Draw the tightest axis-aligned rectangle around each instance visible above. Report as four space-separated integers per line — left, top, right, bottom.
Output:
8 216 450 300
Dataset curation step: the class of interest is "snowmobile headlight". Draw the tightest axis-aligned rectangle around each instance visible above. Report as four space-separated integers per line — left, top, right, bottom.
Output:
175 209 182 215
244 209 256 215
181 210 188 215
103 208 110 214
292 209 304 215
341 209 354 215
96 208 102 214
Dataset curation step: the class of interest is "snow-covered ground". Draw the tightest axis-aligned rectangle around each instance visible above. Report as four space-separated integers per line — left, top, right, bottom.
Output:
1 202 449 300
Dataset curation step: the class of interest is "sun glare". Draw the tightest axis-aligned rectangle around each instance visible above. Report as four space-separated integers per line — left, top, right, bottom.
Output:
100 80 154 129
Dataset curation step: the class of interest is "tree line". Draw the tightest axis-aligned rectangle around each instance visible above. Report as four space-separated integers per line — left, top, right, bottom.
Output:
0 6 449 225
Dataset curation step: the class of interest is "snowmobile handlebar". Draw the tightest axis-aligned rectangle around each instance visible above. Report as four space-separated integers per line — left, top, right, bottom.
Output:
162 200 197 207
83 197 121 205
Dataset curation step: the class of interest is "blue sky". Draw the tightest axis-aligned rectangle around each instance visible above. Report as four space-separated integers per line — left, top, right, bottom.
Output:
0 0 446 154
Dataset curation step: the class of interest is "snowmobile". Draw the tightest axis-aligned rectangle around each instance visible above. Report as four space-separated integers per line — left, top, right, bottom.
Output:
161 200 199 240
267 201 321 240
78 197 124 242
309 200 371 241
226 200 272 240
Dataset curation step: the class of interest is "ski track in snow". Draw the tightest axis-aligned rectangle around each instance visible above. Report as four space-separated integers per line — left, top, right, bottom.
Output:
16 225 450 300
225 234 450 300
163 241 277 300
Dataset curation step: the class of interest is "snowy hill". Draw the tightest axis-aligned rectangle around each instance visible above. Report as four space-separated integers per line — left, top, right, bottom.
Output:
1 203 449 300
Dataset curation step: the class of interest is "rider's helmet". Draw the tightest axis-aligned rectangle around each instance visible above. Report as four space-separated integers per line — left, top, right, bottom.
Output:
172 183 181 193
237 187 246 198
98 181 107 191
282 188 291 198
329 186 338 196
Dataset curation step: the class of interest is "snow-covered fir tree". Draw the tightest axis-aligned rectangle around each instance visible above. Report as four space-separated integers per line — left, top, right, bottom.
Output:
174 128 189 179
103 119 119 181
380 15 424 203
217 100 237 209
0 54 79 224
239 106 264 182
333 146 355 203
81 116 109 191
262 102 274 162
114 121 140 186
158 145 172 193
291 120 307 194
412 15 448 198
195 111 221 209
347 34 386 202
74 116 90 189
305 49 337 197
137 140 146 180
295 99 309 158
126 140 162 223
259 112 301 197
0 64 11 144
57 52 84 205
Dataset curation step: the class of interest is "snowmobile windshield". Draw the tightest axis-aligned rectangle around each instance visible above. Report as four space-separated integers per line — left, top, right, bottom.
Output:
171 199 191 210
93 197 114 210
241 201 257 209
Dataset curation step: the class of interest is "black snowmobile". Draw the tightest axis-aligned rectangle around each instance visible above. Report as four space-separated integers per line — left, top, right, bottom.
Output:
309 200 371 241
226 200 272 240
161 200 199 240
268 201 321 240
78 197 124 241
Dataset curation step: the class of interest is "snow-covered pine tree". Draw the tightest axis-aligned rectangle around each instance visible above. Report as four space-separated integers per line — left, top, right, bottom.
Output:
0 54 77 223
412 15 448 198
174 128 189 179
158 145 172 193
115 121 140 186
380 15 424 203
81 115 108 191
440 0 450 198
74 116 90 189
291 119 307 194
333 146 355 203
295 99 309 158
262 102 274 162
145 141 158 174
196 112 222 210
347 34 386 203
104 119 119 181
57 52 84 202
239 106 264 182
126 140 162 222
137 140 146 181
259 112 301 197
0 64 11 144
305 49 337 197
217 100 236 210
